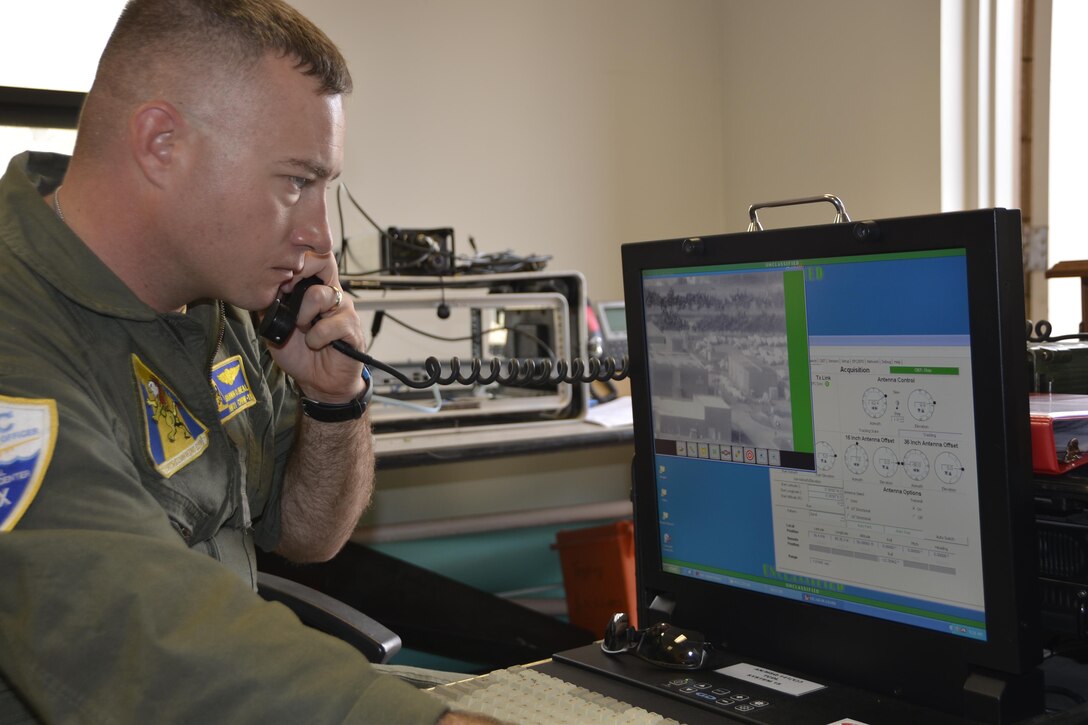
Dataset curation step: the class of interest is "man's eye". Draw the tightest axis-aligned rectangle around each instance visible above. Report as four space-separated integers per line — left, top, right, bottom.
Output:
288 176 311 191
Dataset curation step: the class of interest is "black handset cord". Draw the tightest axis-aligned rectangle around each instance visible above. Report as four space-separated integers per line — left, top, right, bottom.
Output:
330 339 629 389
1027 319 1088 343
260 276 629 388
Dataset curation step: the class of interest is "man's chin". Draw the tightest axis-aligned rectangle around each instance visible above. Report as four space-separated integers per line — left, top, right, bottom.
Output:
223 289 280 314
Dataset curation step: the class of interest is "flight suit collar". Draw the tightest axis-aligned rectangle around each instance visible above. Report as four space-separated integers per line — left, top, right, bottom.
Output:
0 151 157 323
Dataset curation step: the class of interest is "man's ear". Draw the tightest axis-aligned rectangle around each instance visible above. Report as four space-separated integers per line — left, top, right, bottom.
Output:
129 101 186 187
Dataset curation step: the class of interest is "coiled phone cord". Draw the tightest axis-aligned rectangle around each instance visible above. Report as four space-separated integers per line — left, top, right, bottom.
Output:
1027 319 1088 344
259 276 629 389
331 339 629 389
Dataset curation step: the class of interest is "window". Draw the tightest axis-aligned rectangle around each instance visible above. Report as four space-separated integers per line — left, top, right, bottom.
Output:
0 2 125 164
2 2 126 93
940 0 1020 213
1046 0 1088 335
0 87 82 164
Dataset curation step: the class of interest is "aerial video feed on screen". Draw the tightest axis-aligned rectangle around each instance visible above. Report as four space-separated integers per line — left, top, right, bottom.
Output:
643 269 813 470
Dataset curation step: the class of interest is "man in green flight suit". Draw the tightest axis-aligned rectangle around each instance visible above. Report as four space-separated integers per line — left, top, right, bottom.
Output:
0 1 498 722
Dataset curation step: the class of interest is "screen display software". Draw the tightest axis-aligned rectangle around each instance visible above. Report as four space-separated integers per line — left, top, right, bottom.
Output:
643 249 986 641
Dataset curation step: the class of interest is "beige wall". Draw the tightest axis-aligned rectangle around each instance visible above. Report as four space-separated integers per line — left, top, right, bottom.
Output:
290 0 943 525
720 1 941 231
296 0 941 304
296 0 729 303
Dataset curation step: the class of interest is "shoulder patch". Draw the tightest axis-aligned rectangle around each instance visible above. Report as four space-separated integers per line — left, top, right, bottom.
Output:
0 395 58 531
210 355 257 423
132 355 208 478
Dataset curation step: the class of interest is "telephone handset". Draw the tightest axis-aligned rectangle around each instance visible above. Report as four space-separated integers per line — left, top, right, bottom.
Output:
258 275 326 346
257 275 629 389
258 274 370 371
258 276 373 421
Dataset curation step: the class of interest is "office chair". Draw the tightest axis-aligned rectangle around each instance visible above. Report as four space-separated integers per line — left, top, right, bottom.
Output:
258 543 596 670
257 572 401 664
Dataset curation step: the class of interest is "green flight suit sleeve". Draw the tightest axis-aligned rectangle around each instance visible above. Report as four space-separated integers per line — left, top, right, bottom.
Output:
0 364 449 724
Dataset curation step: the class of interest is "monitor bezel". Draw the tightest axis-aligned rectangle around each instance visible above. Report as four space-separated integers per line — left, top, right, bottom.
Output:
621 209 1040 714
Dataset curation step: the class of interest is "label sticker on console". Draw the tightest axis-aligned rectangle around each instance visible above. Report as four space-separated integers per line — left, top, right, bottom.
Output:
715 663 826 696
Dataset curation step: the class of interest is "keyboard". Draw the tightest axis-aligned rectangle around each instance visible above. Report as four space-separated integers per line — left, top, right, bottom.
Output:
428 665 683 724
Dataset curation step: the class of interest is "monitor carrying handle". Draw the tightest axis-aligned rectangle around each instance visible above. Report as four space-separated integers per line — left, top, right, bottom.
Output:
746 193 852 231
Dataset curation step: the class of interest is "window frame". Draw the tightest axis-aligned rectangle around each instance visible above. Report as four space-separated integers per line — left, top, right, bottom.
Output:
0 86 84 129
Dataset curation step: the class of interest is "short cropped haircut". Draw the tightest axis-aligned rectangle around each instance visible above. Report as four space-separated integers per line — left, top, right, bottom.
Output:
96 0 352 98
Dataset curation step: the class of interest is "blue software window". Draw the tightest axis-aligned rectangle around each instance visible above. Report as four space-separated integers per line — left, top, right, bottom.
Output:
643 250 985 640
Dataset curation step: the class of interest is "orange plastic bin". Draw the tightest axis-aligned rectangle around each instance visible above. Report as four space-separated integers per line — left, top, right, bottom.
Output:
554 520 638 634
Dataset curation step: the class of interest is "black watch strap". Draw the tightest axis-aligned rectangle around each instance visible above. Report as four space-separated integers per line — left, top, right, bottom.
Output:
300 366 373 422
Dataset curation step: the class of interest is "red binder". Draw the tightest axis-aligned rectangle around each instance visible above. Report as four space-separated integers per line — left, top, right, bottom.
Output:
1030 393 1088 475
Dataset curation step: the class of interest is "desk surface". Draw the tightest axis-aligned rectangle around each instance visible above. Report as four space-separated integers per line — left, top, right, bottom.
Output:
374 417 633 469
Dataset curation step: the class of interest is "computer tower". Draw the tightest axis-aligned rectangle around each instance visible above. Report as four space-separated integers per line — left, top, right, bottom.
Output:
1035 470 1088 641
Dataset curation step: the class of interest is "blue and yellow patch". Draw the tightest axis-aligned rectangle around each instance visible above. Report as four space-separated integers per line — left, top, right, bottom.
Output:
210 355 256 423
0 395 57 531
133 355 208 478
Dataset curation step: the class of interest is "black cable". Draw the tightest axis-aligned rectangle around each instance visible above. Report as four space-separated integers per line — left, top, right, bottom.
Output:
260 275 627 388
343 246 449 277
339 183 385 235
436 276 450 319
335 184 346 274
1028 319 1088 343
339 244 441 278
335 183 549 277
335 183 388 277
332 338 628 389
382 312 558 361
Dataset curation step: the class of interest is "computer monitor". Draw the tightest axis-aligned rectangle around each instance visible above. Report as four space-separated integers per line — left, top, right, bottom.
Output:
621 209 1042 719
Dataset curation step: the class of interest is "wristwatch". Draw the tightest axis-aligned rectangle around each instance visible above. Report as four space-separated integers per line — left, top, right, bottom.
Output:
300 366 373 422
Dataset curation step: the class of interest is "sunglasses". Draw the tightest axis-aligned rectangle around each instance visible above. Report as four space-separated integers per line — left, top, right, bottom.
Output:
600 612 713 670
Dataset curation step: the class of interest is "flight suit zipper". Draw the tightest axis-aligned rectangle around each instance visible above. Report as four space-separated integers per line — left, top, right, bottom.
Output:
204 303 253 532
205 301 227 380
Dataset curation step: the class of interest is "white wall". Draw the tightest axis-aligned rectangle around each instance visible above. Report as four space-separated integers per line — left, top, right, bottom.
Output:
294 0 941 304
1 1 941 304
720 1 941 231
287 0 943 530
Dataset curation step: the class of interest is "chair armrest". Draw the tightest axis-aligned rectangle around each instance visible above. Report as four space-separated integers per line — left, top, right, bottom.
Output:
257 572 402 664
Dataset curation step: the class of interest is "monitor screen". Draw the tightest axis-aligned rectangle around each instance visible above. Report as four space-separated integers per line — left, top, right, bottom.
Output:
643 249 984 640
621 209 1041 717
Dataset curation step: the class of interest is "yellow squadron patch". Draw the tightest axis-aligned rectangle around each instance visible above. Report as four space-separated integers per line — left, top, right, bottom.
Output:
132 355 208 478
210 355 256 423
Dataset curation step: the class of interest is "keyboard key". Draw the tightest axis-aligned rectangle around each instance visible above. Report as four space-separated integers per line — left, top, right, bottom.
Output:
428 665 682 725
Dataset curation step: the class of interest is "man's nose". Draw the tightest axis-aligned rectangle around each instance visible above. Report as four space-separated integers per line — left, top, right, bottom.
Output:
292 198 334 254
